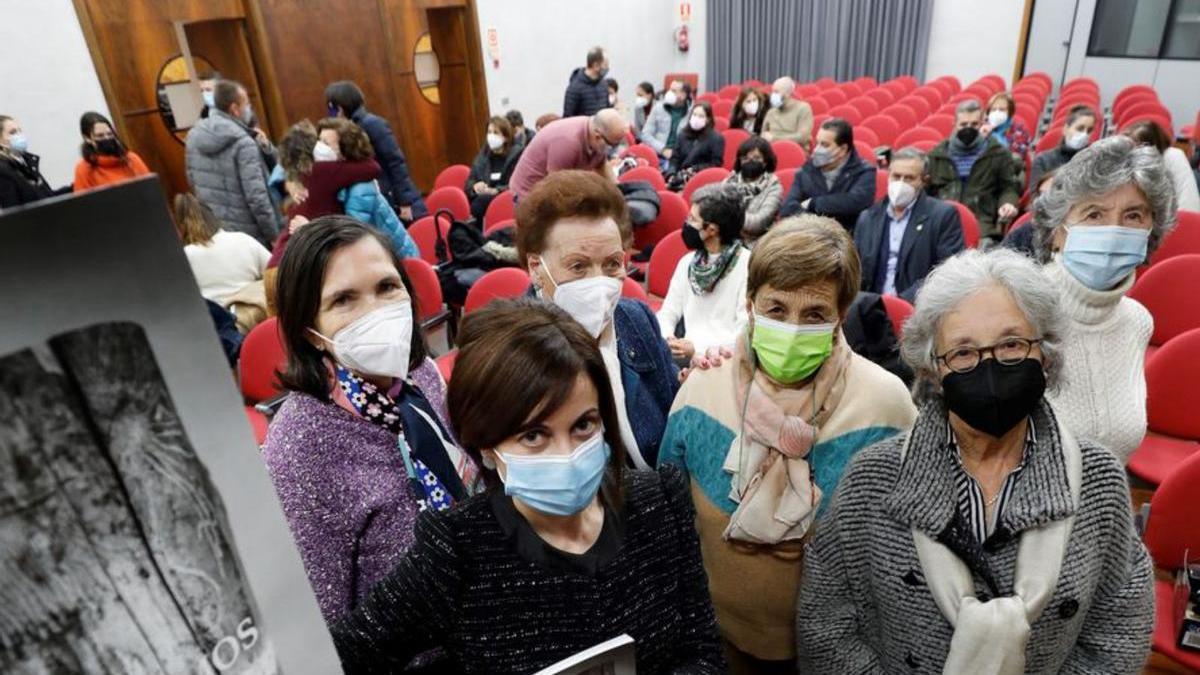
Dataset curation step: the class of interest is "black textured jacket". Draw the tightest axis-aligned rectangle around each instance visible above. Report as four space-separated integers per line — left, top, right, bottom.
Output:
332 465 725 674
562 67 610 118
0 151 55 209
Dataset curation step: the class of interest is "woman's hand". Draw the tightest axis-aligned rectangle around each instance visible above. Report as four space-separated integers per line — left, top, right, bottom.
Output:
998 203 1018 221
472 181 489 195
667 337 696 361
288 215 310 234
285 180 308 205
677 344 734 383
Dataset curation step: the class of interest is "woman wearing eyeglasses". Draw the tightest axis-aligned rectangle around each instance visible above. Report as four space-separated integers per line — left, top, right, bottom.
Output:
797 248 1153 674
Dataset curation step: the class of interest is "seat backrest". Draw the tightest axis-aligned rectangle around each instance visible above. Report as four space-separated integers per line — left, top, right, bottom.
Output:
408 215 450 265
682 167 732 204
854 140 877 165
1150 210 1200 265
861 115 901 146
899 95 932 119
424 187 471 221
874 169 888 201
483 217 515 236
827 104 862 125
1128 254 1200 346
714 117 730 132
849 96 879 119
866 87 896 110
822 88 847 107
720 129 750 170
463 267 531 314
1145 326 1200 439
648 229 689 298
1113 90 1159 123
1035 127 1063 154
618 165 667 191
913 87 943 112
483 190 516 229
770 140 807 170
239 317 287 404
624 143 659 166
1144 449 1200 569
434 164 471 191
634 189 688 250
880 294 914 339
893 126 943 148
884 103 919 131
696 92 719 105
713 99 734 119
775 168 796 197
946 201 981 248
401 257 445 322
854 126 880 150
1119 112 1174 138
924 114 956 137
621 276 649 303
804 95 829 116
718 84 742 100
1118 101 1172 127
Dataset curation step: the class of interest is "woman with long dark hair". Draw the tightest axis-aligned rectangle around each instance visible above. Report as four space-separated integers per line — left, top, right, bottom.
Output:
73 111 150 192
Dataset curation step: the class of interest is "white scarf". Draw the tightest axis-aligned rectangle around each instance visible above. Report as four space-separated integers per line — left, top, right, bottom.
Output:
902 422 1082 675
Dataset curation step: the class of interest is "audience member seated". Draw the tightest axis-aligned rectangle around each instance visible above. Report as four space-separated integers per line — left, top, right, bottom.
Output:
656 184 750 361
562 45 611 118
186 79 281 246
798 248 1153 674
1028 104 1096 192
927 99 1019 242
984 92 1032 160
606 77 629 122
641 79 690 159
729 87 767 135
535 112 560 132
632 81 656 141
466 115 523 221
505 109 533 149
1001 167 1057 257
176 193 270 332
331 298 725 674
1124 119 1200 212
779 118 875 232
518 170 677 468
666 101 725 188
509 110 625 198
1032 136 1176 462
725 136 783 240
325 80 427 221
761 77 814 151
263 217 476 625
660 216 916 673
854 147 964 302
0 114 57 209
73 111 150 191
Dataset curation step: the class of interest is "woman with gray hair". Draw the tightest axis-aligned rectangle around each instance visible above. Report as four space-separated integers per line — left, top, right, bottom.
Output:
1032 135 1176 462
797 248 1154 674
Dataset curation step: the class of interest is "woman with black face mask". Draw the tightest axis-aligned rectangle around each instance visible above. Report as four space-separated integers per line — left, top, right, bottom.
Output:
724 136 782 242
73 111 150 192
797 248 1154 674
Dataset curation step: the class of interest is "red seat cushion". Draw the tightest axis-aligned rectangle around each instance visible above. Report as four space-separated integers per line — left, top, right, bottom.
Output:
245 406 269 445
1153 579 1200 671
1128 431 1200 486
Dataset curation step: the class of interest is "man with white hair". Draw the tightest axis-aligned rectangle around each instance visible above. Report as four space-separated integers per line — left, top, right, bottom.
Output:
509 109 628 198
761 77 814 150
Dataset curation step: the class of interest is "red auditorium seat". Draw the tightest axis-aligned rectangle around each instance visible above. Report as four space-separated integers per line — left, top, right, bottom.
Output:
713 99 734 119
1035 128 1063 154
860 115 901 147
634 190 688 250
796 84 820 98
813 77 837 90
840 81 863 99
776 168 796 197
1016 72 1052 94
855 76 878 89
923 114 955 137
618 165 667 191
880 294 914 338
1119 101 1173 128
1113 91 1159 123
1114 84 1157 110
647 229 689 307
963 84 993 104
718 84 742 100
884 103 919 131
928 79 955 101
855 140 877 164
893 126 944 149
1129 255 1200 350
909 139 938 152
402 257 450 327
463 268 531 314
1142 450 1200 672
714 117 730 132
425 186 472 221
822 88 848 107
1129 327 1200 485
482 190 515 229
622 276 649 303
682 167 731 204
874 169 888 201
849 97 879 119
804 96 829 116
1060 77 1099 96
624 143 659 166
1149 210 1200 265
483 217 515 236
408 215 452 265
855 126 880 150
933 75 960 94
696 92 719 105
827 104 862 125
771 140 807 170
1121 114 1174 139
240 317 286 405
436 350 456 383
721 129 751 169
912 87 943 111
946 201 981 248
865 88 895 109
978 74 1006 94
1007 211 1031 236
743 78 766 89
881 80 909 99
434 164 471 191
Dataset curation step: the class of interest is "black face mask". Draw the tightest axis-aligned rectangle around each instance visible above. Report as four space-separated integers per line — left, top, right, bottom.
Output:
955 126 980 146
681 224 705 251
941 358 1045 438
95 138 122 156
741 159 766 180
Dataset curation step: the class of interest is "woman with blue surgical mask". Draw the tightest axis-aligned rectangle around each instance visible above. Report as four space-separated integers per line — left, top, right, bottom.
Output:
0 114 57 209
1032 136 1177 462
330 298 725 674
516 170 679 471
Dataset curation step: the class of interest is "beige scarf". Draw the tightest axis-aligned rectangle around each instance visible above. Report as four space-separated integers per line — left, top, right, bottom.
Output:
721 332 850 545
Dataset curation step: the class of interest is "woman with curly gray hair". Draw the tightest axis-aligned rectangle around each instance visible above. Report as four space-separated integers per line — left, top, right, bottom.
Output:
797 248 1154 674
1031 135 1176 462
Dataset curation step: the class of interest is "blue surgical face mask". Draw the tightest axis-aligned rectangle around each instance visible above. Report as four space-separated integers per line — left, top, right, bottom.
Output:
202 90 215 108
496 432 610 516
1061 224 1150 290
9 133 28 153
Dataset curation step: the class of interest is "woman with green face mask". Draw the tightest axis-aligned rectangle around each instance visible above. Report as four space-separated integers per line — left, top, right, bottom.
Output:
658 215 917 674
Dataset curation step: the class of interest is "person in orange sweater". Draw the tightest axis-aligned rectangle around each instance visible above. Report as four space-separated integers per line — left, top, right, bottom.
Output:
73 111 150 191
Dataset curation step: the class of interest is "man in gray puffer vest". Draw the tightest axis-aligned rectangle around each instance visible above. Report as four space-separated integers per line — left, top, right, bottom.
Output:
185 80 280 245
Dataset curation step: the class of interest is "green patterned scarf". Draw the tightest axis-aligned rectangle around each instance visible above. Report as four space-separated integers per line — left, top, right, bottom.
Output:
688 242 743 295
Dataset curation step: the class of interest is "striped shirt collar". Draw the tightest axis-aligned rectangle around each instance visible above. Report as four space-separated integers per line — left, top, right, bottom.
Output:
946 417 1037 545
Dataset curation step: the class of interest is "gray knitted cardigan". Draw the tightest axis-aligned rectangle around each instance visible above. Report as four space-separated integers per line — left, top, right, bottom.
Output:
796 399 1154 674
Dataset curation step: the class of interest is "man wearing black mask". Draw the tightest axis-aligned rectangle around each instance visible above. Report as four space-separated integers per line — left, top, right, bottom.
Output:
926 99 1019 244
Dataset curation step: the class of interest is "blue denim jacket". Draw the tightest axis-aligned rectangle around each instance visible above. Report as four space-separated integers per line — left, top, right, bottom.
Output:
612 298 679 466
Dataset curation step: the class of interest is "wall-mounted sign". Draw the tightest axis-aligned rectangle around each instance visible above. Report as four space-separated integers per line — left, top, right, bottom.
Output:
487 28 501 69
679 1 692 24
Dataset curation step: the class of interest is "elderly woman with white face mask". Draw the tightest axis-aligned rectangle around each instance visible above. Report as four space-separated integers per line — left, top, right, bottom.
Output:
659 215 916 673
516 170 679 470
1032 135 1176 462
797 248 1154 674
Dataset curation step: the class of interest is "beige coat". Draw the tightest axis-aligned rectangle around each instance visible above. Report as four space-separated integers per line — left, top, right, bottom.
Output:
763 99 814 150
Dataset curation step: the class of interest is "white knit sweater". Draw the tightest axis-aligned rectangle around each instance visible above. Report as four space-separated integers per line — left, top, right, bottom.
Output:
1044 261 1152 463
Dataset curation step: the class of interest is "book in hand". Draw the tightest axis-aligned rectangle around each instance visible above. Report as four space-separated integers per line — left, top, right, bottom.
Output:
533 634 636 675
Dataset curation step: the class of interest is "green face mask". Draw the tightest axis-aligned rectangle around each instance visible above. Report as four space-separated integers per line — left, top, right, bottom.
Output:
750 313 835 383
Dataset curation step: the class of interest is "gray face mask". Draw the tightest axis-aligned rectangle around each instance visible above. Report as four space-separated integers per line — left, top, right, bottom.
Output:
240 103 254 126
811 146 836 168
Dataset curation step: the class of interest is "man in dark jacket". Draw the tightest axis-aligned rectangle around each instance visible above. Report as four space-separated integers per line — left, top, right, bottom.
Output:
778 117 875 233
325 80 428 221
562 46 611 118
854 147 964 302
926 99 1019 241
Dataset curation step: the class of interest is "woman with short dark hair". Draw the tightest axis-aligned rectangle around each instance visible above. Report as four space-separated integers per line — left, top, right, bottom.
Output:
263 216 476 624
726 136 782 238
331 298 725 674
73 111 151 191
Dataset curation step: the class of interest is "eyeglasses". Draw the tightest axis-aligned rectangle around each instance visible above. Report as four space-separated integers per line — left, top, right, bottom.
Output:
935 337 1042 373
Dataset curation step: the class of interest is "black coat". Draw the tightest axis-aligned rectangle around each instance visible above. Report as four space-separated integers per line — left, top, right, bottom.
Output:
350 107 427 217
668 128 725 175
778 150 876 232
0 151 55 209
562 68 610 118
465 143 523 196
853 191 964 302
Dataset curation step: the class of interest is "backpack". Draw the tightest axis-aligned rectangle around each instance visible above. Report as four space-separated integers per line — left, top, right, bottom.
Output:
843 292 913 386
618 180 661 227
432 209 518 305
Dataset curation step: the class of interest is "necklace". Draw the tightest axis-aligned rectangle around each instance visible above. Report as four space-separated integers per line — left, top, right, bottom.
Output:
984 491 1002 508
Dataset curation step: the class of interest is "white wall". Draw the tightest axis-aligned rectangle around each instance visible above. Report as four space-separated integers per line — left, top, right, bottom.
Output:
474 0 705 125
924 0 1024 88
0 0 110 187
